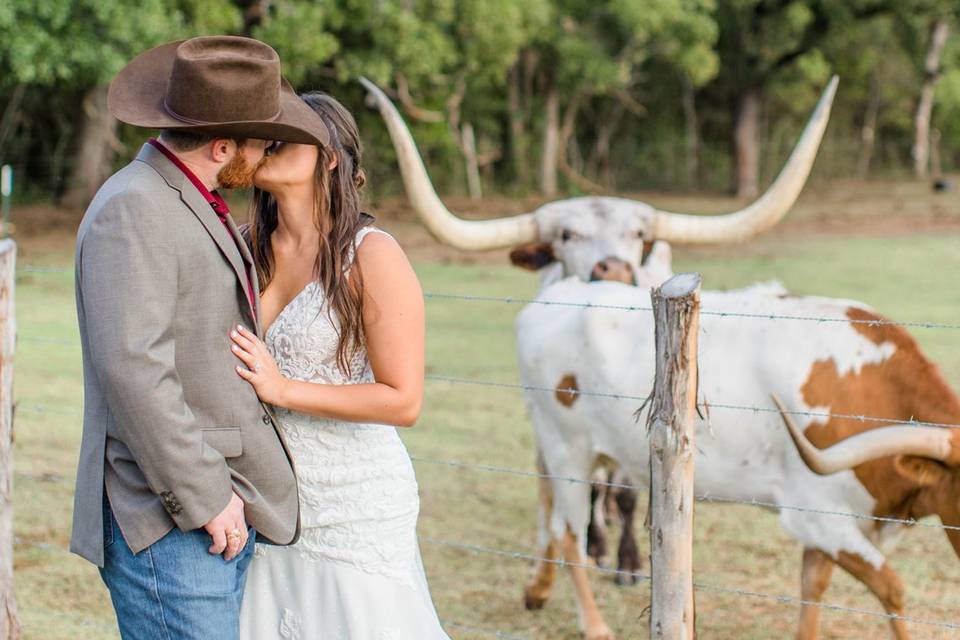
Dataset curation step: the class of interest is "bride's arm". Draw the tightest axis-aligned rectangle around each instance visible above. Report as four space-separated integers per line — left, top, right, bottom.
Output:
232 232 425 427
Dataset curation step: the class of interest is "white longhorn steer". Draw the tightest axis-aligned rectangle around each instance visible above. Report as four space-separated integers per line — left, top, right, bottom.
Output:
515 273 960 640
358 76 848 639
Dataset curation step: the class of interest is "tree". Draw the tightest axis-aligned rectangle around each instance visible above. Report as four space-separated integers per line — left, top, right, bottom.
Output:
519 0 717 195
710 0 897 197
0 0 241 207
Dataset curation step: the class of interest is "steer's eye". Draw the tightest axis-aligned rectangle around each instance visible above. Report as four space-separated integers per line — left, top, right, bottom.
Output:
635 230 645 239
561 229 574 242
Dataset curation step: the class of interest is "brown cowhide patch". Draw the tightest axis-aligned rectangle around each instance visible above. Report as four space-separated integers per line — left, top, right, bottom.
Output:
799 307 960 527
555 374 580 408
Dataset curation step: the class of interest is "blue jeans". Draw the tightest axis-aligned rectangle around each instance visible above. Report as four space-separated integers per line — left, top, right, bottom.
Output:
99 497 256 640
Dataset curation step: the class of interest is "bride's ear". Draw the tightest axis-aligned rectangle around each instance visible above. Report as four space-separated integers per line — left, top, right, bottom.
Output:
326 152 339 172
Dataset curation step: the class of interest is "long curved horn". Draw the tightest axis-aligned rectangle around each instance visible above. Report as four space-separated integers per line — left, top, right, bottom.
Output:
654 77 839 244
359 77 537 250
771 394 952 476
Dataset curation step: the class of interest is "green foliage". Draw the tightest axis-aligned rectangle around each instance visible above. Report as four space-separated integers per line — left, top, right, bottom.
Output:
0 0 240 88
4 0 960 197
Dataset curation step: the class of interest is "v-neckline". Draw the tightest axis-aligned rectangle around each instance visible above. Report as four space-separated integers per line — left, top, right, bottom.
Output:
263 280 318 340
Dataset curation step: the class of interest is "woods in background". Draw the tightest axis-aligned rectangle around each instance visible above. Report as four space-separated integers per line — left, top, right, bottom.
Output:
1 0 959 207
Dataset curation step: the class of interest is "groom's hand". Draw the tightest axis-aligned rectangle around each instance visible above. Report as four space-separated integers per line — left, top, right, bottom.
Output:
203 491 248 561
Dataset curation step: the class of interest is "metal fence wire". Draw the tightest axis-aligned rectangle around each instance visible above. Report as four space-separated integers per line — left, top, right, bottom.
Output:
16 262 960 635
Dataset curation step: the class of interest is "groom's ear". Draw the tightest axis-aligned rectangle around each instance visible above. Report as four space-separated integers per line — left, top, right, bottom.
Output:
210 138 234 162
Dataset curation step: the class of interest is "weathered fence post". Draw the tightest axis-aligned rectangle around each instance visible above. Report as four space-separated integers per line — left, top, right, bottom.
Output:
0 239 18 640
647 272 701 640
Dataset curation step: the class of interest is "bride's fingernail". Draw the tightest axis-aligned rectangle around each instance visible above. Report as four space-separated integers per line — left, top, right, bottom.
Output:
230 330 238 338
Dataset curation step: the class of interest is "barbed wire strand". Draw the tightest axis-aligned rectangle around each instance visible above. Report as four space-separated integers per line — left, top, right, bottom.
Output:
14 336 960 431
424 374 960 431
20 265 72 274
423 537 960 631
20 335 78 345
17 266 960 330
16 400 955 532
16 389 960 531
423 291 960 331
410 456 960 532
17 404 81 417
14 408 960 627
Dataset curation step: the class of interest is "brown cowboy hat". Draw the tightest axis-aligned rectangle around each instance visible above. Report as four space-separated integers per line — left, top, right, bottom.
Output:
108 35 329 147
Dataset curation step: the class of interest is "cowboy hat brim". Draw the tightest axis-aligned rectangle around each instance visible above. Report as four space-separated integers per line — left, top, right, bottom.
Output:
108 40 330 147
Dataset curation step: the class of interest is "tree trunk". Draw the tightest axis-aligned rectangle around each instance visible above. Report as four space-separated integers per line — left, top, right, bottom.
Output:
460 122 482 200
558 94 603 194
733 87 762 198
930 128 943 180
540 78 560 197
913 19 949 179
62 85 118 210
592 103 622 189
0 85 25 160
858 73 881 179
681 76 701 189
0 240 19 640
647 272 701 640
507 62 529 189
240 0 271 36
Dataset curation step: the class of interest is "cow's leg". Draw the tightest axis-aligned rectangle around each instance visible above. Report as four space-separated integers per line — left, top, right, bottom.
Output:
562 525 614 640
613 483 641 586
796 547 835 640
587 479 608 567
834 552 909 640
524 453 560 610
603 469 619 526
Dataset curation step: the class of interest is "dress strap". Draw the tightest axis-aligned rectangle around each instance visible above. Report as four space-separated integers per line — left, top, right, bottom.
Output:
355 225 393 245
347 226 393 271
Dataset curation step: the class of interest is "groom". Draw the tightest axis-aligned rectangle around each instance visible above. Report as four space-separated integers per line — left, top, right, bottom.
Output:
70 36 327 639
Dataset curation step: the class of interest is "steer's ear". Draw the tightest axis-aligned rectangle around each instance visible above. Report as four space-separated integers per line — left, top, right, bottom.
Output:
894 455 950 488
510 243 556 271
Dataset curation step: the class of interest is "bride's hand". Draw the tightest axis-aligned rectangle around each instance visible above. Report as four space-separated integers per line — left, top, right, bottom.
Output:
230 325 287 406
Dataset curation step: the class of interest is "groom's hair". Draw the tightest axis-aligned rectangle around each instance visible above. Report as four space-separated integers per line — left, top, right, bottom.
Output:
160 129 246 152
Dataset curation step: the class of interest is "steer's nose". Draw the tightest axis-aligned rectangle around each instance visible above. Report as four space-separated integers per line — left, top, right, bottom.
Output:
589 257 635 285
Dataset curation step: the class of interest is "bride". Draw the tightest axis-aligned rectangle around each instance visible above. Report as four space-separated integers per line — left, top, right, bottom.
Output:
232 91 450 639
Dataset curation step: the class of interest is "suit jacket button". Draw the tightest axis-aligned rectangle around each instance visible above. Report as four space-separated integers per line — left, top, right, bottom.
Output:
262 413 271 425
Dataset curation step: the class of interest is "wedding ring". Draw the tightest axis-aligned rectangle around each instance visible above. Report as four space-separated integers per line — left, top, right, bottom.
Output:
228 528 243 542
253 362 262 373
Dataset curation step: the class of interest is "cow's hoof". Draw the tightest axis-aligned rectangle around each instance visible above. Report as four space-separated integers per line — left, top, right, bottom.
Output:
614 572 638 587
524 588 549 610
582 624 615 640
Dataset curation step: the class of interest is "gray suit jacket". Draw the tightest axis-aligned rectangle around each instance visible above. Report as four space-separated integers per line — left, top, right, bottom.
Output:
71 143 299 566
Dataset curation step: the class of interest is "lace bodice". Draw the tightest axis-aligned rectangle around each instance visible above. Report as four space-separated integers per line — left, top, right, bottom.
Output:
265 226 383 386
258 227 421 586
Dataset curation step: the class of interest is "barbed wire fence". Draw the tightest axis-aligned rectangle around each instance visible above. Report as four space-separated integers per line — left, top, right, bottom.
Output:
15 263 960 637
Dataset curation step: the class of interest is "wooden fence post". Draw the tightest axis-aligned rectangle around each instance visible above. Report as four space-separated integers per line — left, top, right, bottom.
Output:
0 239 18 640
647 272 701 640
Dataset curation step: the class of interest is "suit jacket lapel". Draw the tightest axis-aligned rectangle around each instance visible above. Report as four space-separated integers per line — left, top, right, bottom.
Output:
136 144 258 326
223 214 264 336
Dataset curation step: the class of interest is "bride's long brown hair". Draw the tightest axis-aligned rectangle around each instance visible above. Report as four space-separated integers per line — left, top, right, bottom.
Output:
248 91 371 376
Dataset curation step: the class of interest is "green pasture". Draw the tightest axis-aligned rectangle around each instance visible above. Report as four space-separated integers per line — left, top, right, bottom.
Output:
13 230 960 639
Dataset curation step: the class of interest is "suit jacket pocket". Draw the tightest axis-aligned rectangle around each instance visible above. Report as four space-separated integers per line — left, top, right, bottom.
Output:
201 426 243 458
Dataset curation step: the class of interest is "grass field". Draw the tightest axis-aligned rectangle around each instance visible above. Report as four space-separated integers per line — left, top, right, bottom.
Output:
11 184 960 639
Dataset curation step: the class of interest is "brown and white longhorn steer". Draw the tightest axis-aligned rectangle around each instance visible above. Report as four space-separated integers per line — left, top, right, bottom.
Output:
360 76 844 640
774 313 960 640
513 274 960 640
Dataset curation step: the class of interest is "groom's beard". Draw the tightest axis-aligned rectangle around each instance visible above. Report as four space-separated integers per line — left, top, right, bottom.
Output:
217 149 262 189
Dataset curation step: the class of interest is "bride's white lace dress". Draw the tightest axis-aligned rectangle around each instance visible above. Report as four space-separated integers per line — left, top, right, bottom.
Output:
239 227 449 639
